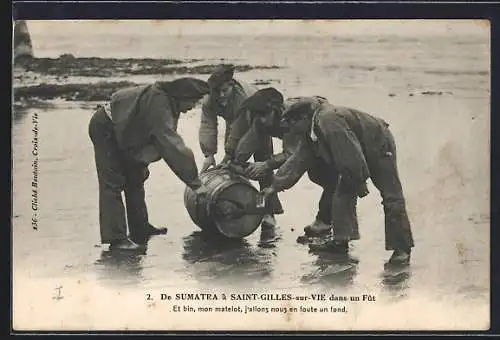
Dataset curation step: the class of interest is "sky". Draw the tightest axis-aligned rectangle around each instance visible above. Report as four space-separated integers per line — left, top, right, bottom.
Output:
24 19 489 38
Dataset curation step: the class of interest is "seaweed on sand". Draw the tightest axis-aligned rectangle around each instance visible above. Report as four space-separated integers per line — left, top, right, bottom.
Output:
15 54 281 78
13 81 140 102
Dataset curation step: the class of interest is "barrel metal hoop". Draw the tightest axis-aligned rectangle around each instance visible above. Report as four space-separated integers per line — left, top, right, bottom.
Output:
205 176 256 217
206 181 237 217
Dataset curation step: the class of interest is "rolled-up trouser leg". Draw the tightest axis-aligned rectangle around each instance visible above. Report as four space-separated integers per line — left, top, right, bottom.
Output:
254 134 284 215
124 162 150 242
331 177 360 241
369 129 414 251
88 108 128 244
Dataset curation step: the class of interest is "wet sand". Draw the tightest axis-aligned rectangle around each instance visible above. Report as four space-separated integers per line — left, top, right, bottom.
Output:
12 32 490 331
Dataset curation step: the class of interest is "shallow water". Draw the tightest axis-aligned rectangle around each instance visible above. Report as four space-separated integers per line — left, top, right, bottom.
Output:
12 30 490 331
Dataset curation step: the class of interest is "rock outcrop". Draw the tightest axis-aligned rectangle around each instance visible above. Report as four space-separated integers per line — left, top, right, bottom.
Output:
14 20 34 62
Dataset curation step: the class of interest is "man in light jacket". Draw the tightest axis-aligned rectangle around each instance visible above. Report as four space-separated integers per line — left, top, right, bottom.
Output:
88 77 210 251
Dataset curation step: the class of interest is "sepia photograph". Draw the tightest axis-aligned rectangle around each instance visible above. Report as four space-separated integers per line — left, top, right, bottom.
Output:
12 19 490 331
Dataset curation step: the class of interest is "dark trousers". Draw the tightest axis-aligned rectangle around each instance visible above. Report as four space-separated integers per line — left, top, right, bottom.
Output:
253 135 284 215
88 108 150 244
307 159 360 240
366 128 414 251
307 128 414 250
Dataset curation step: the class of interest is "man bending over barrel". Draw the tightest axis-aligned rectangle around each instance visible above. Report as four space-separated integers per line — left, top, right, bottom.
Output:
230 91 339 239
88 78 210 252
241 88 414 265
199 64 283 229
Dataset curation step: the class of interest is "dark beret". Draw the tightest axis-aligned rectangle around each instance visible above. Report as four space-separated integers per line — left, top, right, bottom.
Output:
159 77 210 99
207 64 235 89
240 87 284 114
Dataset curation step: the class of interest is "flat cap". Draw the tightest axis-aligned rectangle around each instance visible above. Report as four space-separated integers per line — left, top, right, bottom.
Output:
159 77 210 99
240 87 284 114
207 64 235 89
282 96 326 120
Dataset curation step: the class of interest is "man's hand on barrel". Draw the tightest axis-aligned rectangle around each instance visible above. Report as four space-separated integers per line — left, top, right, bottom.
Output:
194 184 209 197
207 154 233 171
260 185 277 201
201 155 216 173
245 161 271 180
220 154 233 165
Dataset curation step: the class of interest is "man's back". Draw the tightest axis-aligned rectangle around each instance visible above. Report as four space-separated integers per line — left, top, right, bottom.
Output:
316 103 389 158
110 83 176 155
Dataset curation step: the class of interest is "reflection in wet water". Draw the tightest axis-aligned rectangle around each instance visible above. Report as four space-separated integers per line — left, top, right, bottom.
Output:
301 251 358 288
380 264 412 301
182 231 276 284
258 227 282 248
13 106 30 124
13 100 60 124
94 249 146 287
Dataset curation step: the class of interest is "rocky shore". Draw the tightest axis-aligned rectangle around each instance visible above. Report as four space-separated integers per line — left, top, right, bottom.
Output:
13 54 282 102
14 81 139 102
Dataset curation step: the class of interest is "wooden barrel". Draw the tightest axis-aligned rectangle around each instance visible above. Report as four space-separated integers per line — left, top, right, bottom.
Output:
183 167 265 239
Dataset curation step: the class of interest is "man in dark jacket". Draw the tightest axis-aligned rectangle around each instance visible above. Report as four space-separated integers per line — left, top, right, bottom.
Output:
199 65 283 228
88 77 210 251
242 89 414 265
232 92 339 238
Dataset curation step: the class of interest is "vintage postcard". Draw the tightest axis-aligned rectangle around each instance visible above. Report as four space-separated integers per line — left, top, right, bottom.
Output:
12 19 490 331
